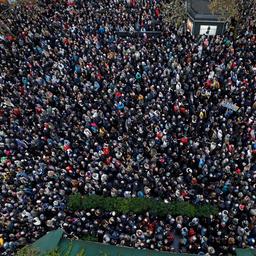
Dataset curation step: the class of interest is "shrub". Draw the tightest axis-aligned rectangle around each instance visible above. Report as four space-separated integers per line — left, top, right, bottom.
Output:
68 193 83 211
16 246 39 256
82 234 98 242
67 193 218 218
16 244 86 256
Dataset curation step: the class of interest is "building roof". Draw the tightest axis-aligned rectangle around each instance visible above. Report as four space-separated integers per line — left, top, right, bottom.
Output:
190 0 211 15
187 0 224 22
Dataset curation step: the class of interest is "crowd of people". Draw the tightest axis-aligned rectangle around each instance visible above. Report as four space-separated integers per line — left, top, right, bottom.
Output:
0 0 256 255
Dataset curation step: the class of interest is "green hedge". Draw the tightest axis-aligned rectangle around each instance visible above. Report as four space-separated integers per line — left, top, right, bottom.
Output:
68 194 218 218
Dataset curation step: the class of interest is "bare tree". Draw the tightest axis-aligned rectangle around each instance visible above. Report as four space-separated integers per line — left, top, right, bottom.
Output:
161 0 186 28
209 0 239 22
209 0 256 22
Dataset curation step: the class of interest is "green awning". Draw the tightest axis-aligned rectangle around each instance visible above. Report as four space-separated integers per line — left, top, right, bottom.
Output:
32 229 64 255
236 248 256 256
58 238 195 256
31 229 195 256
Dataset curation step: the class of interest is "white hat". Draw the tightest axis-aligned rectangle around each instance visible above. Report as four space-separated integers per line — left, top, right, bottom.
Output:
33 217 41 226
208 246 215 254
92 173 99 180
250 209 256 216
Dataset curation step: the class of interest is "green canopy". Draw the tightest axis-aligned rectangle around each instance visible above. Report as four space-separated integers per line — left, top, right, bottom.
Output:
31 229 195 256
32 229 64 255
236 248 256 256
58 238 195 256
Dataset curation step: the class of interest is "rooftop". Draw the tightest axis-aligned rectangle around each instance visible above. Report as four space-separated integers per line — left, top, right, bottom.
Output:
187 0 224 22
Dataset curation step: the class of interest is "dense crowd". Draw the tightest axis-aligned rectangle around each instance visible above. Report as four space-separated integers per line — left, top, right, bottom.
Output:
0 0 256 255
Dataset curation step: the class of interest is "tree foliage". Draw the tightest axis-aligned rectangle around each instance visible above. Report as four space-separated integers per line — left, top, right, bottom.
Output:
161 0 186 28
82 234 98 242
16 245 39 256
16 245 87 256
